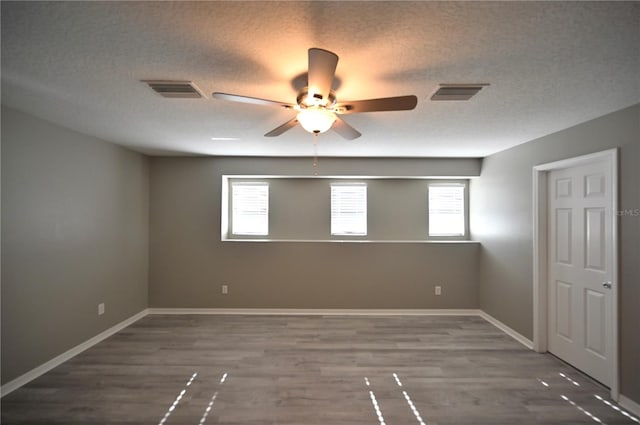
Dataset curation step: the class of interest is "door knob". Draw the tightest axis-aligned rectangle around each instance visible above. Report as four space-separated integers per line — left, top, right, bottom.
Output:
602 281 612 289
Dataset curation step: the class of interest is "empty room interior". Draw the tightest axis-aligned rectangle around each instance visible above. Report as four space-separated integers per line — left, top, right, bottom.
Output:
1 2 639 424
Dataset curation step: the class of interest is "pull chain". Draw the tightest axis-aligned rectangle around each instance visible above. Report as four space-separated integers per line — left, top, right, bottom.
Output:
313 132 319 176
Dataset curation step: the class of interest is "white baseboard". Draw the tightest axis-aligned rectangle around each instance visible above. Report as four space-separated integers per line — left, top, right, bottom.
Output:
478 310 534 349
147 308 482 316
0 309 148 397
619 395 640 419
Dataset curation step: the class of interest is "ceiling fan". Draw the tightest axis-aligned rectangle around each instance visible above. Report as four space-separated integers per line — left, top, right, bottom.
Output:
212 48 418 140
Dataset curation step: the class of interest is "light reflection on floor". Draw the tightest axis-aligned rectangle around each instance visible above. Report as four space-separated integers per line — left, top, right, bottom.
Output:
153 369 639 425
393 372 426 425
536 371 640 425
559 371 581 387
364 377 387 425
560 394 605 424
159 372 228 425
198 373 228 425
364 374 427 425
158 372 198 425
538 371 605 423
595 395 640 424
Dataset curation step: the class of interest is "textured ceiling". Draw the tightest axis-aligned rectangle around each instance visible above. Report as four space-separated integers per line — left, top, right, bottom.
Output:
1 1 639 157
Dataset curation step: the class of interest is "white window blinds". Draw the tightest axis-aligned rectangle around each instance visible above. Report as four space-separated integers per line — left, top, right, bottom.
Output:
428 184 465 236
331 184 367 235
232 183 268 235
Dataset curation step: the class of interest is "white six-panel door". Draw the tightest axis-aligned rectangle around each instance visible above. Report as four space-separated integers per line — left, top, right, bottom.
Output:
547 160 613 386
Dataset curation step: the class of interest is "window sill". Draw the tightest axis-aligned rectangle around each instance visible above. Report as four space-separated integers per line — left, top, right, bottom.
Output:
221 238 480 244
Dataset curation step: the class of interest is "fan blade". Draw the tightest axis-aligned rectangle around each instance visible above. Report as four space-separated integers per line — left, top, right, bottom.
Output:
213 92 294 109
308 48 338 103
264 117 299 137
332 116 361 140
335 95 418 114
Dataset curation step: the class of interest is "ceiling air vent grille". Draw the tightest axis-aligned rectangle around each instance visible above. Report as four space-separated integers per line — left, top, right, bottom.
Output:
430 84 489 101
143 80 203 98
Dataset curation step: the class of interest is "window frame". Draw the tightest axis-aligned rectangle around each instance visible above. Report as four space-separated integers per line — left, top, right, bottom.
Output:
230 182 269 237
427 181 469 240
330 182 368 237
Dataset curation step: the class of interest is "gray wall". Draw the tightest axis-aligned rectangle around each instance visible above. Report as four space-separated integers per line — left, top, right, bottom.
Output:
149 156 480 309
1 107 149 384
470 104 639 403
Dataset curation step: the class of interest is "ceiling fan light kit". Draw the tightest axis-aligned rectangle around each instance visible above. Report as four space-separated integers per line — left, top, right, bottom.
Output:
297 107 337 134
212 48 418 140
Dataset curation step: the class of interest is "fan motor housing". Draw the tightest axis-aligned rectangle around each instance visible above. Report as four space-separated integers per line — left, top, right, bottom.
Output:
297 87 337 109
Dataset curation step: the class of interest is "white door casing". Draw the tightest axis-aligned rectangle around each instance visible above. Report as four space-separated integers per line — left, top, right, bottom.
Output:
533 149 618 399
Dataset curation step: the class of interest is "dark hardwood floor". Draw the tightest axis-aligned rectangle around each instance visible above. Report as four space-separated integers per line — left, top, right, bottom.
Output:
1 314 638 424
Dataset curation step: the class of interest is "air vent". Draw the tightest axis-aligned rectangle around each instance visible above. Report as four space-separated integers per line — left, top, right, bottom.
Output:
143 80 203 98
430 84 489 101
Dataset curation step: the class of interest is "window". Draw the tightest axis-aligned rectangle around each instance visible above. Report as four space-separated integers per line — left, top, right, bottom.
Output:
231 183 268 235
428 183 465 237
222 176 471 242
331 183 367 236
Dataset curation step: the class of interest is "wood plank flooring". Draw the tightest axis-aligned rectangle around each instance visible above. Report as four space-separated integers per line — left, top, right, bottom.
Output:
1 314 638 424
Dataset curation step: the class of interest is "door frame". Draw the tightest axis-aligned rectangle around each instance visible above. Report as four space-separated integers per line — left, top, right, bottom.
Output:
532 148 619 400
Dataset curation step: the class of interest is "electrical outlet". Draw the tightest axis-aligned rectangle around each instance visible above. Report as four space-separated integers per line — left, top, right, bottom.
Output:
435 286 442 296
98 303 105 315
221 284 228 295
